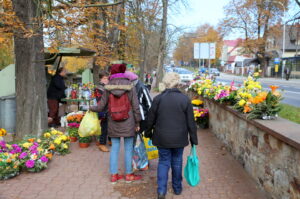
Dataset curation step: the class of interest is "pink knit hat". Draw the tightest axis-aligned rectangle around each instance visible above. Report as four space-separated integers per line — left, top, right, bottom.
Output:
124 71 138 81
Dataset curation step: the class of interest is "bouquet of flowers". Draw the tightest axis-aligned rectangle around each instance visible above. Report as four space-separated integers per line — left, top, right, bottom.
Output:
0 151 20 180
19 141 50 172
193 108 209 128
42 129 70 155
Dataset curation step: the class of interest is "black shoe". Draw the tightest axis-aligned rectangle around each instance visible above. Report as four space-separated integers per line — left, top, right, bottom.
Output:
157 194 165 199
174 190 182 195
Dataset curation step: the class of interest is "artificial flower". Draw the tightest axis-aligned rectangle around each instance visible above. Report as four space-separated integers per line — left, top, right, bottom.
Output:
49 144 55 150
25 160 35 168
40 156 48 163
44 133 51 138
22 142 32 149
19 152 28 159
269 85 279 93
238 99 246 107
191 99 203 106
54 138 61 145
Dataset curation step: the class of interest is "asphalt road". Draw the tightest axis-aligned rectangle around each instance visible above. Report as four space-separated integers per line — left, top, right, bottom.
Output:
215 74 300 107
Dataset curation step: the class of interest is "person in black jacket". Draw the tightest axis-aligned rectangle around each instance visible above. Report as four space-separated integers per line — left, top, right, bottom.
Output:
124 71 152 133
145 72 198 199
47 67 67 127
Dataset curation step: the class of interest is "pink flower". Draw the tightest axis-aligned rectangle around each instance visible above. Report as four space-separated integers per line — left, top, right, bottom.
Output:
68 123 80 128
40 156 48 163
19 152 28 159
25 160 35 168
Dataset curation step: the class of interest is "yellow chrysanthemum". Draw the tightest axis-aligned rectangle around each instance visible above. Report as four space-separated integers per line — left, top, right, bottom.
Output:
44 133 51 138
22 142 32 149
60 135 68 141
54 138 61 145
238 99 246 107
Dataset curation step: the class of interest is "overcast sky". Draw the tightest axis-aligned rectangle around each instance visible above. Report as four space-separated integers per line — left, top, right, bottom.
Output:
168 0 299 39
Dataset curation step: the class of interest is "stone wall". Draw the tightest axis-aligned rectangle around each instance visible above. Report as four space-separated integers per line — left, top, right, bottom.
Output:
202 98 300 199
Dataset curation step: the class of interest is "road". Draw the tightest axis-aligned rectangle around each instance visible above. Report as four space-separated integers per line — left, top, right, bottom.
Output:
215 73 300 107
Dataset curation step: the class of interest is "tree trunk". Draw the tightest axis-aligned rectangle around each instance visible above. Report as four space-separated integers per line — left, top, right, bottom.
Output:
92 0 108 83
92 57 100 84
12 0 47 138
155 0 168 88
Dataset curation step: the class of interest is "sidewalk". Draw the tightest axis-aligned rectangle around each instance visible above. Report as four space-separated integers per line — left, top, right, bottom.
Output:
0 129 267 199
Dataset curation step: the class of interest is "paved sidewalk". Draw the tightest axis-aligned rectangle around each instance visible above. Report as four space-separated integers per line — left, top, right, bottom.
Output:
0 130 267 199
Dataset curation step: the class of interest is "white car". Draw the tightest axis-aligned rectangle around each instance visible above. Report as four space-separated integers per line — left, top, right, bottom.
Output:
173 68 194 83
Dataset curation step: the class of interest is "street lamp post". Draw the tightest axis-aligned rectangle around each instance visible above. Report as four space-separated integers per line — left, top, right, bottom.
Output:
268 0 286 79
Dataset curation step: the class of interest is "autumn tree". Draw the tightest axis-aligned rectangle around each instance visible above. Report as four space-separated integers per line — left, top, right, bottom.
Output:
0 0 127 138
221 0 289 76
173 24 223 67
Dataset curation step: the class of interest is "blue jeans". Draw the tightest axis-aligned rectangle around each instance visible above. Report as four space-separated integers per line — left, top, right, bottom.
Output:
157 147 184 195
110 137 134 175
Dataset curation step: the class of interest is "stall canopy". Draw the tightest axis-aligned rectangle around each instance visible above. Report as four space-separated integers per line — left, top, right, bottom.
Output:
44 47 96 67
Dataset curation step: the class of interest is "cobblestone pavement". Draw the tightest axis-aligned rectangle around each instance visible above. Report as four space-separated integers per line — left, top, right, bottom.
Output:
0 129 267 199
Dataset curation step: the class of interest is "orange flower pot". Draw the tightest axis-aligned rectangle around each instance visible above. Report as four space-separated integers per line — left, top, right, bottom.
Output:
70 137 78 142
79 142 90 148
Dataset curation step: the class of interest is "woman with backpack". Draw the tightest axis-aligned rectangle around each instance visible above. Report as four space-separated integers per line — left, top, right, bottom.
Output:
90 64 142 184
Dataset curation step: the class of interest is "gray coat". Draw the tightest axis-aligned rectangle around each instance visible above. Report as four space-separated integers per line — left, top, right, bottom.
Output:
91 78 141 138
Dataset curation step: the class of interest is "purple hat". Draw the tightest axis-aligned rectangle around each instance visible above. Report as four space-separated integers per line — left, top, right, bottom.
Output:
124 71 138 81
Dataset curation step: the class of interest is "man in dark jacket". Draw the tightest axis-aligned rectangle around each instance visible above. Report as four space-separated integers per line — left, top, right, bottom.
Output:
124 71 152 133
47 67 67 127
145 72 198 199
94 71 110 152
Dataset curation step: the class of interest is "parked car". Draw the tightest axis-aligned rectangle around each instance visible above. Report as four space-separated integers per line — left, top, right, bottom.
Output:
164 67 173 73
209 68 220 76
173 68 194 83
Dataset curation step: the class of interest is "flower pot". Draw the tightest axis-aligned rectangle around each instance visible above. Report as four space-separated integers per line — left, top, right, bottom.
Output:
70 137 78 142
95 141 100 146
79 142 90 148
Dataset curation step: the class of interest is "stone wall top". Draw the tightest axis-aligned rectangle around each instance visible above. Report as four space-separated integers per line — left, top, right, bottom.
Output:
207 99 300 151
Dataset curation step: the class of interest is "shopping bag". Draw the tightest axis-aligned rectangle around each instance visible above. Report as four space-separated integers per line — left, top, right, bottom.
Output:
78 111 101 137
132 134 149 170
184 145 200 187
143 137 159 160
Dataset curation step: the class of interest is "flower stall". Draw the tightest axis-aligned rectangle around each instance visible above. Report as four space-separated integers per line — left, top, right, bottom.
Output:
0 128 70 180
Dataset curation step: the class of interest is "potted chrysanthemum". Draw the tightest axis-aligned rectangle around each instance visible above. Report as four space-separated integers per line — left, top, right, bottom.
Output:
78 136 92 148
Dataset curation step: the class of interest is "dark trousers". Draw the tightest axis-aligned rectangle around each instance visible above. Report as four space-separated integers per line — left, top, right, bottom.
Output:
99 119 109 145
157 147 184 195
47 99 60 125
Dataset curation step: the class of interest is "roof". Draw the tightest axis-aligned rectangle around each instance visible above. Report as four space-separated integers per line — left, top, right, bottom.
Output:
44 47 96 65
224 38 243 47
228 56 236 62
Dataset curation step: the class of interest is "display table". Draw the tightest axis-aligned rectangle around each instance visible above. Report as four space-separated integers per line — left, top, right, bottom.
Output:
61 98 95 111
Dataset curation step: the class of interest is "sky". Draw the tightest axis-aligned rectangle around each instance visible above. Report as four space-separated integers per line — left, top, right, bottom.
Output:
169 0 227 32
168 0 299 39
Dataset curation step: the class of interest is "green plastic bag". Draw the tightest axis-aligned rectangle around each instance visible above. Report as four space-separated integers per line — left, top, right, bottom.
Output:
78 111 101 137
184 145 200 187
